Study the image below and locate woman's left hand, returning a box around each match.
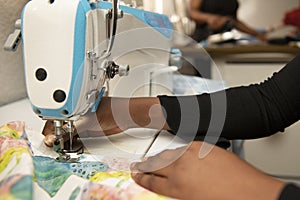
[130,141,284,200]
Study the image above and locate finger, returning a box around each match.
[131,172,175,198]
[130,158,171,177]
[131,148,185,174]
[145,147,187,168]
[44,134,56,147]
[42,120,55,136]
[130,158,168,174]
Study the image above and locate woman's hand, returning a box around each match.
[130,141,284,200]
[42,97,168,147]
[42,97,124,147]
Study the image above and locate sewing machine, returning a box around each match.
[5,0,178,160]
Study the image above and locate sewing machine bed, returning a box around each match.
[0,98,186,200]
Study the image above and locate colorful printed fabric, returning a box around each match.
[84,171,167,200]
[0,121,33,200]
[0,121,174,200]
[32,156,109,197]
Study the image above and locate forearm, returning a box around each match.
[94,97,169,134]
[128,97,170,130]
[235,20,266,40]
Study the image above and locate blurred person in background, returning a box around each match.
[189,0,267,42]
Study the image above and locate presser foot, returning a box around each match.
[55,151,83,162]
[54,136,84,162]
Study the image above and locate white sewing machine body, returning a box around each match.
[22,0,174,121]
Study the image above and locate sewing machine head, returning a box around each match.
[10,0,175,160]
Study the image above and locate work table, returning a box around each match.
[177,43,300,77]
[178,43,300,62]
[205,43,300,56]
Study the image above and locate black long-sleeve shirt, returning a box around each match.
[158,54,300,199]
[159,54,300,140]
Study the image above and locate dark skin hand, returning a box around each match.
[42,97,168,146]
[131,141,285,200]
[42,97,124,147]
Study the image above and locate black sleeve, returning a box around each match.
[278,184,300,200]
[158,54,300,140]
